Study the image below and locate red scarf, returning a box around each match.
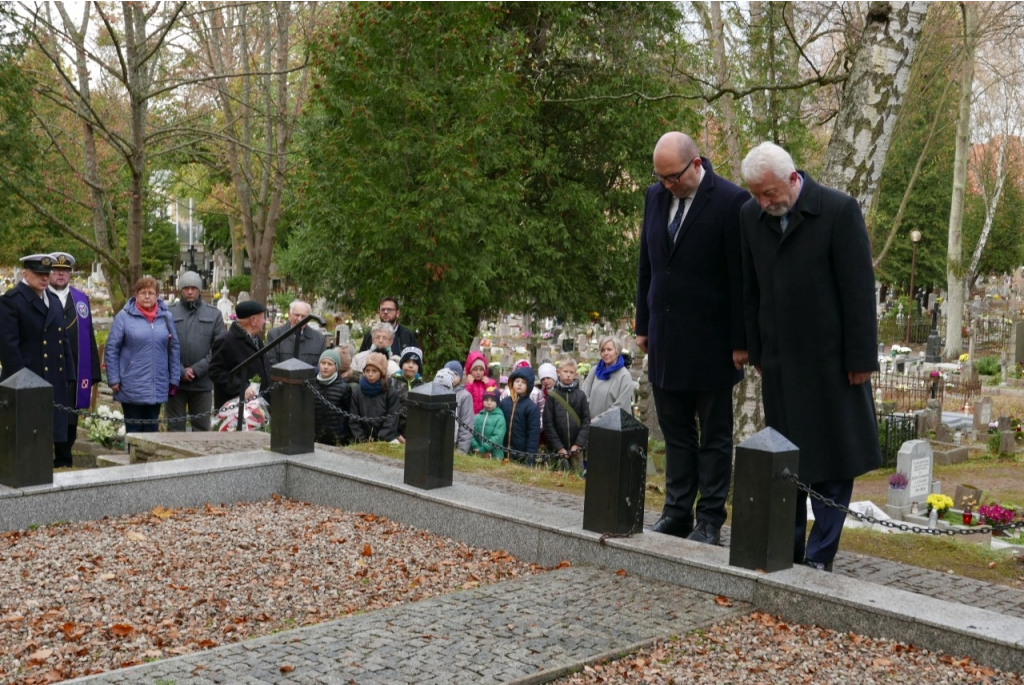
[137,302,158,323]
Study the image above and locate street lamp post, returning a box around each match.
[905,230,922,344]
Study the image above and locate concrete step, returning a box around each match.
[96,454,130,467]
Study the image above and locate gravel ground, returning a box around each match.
[1,497,1021,685]
[556,611,1023,684]
[0,497,543,684]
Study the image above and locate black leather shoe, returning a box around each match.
[803,559,834,572]
[651,515,693,538]
[686,521,721,546]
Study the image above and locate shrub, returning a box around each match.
[225,275,251,297]
[975,356,1000,376]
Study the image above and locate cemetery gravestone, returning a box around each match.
[896,440,934,507]
[925,398,942,429]
[973,397,993,432]
[998,416,1011,431]
[999,431,1017,455]
[934,423,954,444]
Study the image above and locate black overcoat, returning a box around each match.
[635,159,748,392]
[739,173,882,484]
[0,282,75,441]
[209,322,271,410]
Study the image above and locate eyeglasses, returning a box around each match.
[379,307,396,313]
[651,159,694,185]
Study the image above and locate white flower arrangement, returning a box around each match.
[891,345,911,356]
[81,405,126,448]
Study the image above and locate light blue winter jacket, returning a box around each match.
[104,297,181,405]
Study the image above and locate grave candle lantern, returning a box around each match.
[963,505,973,526]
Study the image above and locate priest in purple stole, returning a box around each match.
[49,252,101,468]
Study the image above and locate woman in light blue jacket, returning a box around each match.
[104,277,181,433]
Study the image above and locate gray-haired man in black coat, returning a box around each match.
[739,141,882,572]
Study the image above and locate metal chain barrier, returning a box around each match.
[785,471,1024,536]
[303,380,406,426]
[55,383,280,427]
[448,408,554,465]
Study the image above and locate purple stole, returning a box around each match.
[69,287,93,408]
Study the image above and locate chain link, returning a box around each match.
[55,383,280,427]
[785,472,1024,536]
[448,408,552,464]
[303,380,406,426]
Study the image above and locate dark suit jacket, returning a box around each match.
[0,282,75,441]
[739,172,881,483]
[635,158,748,392]
[209,322,271,410]
[266,323,326,369]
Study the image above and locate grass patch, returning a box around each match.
[344,440,666,511]
[840,527,1023,587]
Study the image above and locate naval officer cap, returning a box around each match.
[49,252,76,270]
[20,254,54,274]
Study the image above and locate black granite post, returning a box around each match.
[404,382,456,489]
[270,359,317,455]
[0,369,54,488]
[583,408,648,535]
[729,427,800,573]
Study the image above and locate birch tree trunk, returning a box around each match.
[943,2,978,360]
[709,2,742,179]
[820,1,928,215]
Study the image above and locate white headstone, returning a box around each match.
[896,440,933,506]
[217,295,234,322]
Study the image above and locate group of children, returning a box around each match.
[311,343,593,472]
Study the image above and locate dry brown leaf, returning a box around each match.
[125,531,147,542]
[280,663,295,673]
[99,573,116,581]
[361,544,373,557]
[151,506,174,519]
[714,596,733,607]
[616,569,628,577]
[554,560,572,569]
[28,648,53,661]
[108,623,135,637]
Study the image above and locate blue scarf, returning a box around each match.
[594,355,625,381]
[359,376,383,397]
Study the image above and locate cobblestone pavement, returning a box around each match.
[73,566,746,685]
[326,446,1024,619]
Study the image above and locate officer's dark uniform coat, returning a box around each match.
[0,282,76,441]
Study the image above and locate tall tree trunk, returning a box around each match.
[709,1,742,178]
[943,2,978,360]
[966,134,1009,287]
[821,1,928,216]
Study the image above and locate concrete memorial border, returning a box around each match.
[0,447,1022,675]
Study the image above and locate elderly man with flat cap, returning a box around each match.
[209,300,271,410]
[0,254,76,449]
[48,252,101,467]
[168,271,225,431]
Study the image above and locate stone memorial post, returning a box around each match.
[934,424,953,444]
[999,431,1017,455]
[583,408,648,535]
[404,383,456,490]
[729,428,800,573]
[0,369,54,488]
[270,359,317,455]
[973,397,993,432]
[896,440,934,508]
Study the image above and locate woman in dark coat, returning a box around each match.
[313,348,351,445]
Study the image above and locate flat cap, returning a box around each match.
[235,300,267,319]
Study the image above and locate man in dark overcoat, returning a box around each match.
[635,132,748,546]
[738,141,882,571]
[48,252,101,467]
[0,254,76,444]
[266,299,326,368]
[209,300,271,411]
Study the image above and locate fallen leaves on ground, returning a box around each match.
[556,611,1023,684]
[0,498,545,684]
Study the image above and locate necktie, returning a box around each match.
[780,214,789,232]
[667,198,687,242]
